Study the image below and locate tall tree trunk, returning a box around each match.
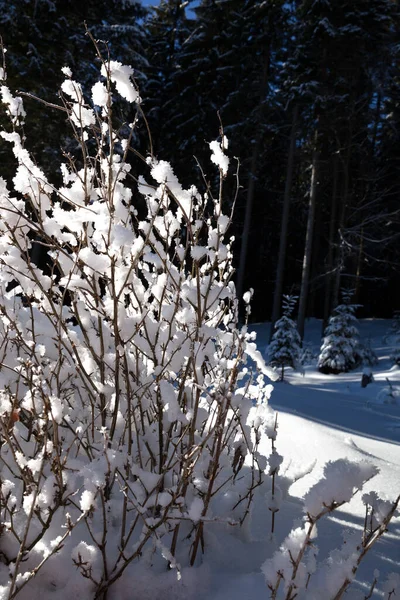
[297,130,319,340]
[236,46,271,306]
[236,141,260,304]
[308,193,322,318]
[370,92,381,158]
[332,127,352,308]
[270,104,298,338]
[353,93,380,302]
[322,156,338,330]
[354,225,364,302]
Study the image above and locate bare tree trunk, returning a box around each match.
[370,92,381,158]
[353,93,380,303]
[354,225,364,302]
[236,141,260,304]
[308,194,322,318]
[322,156,338,330]
[332,137,351,308]
[236,47,270,306]
[297,130,319,340]
[270,105,298,338]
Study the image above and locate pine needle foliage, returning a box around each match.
[268,295,302,381]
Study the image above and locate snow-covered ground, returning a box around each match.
[198,319,400,600]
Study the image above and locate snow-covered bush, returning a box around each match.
[0,44,398,600]
[318,302,361,374]
[268,296,302,381]
[262,459,399,600]
[0,47,281,598]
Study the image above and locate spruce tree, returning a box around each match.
[268,295,302,381]
[318,297,361,374]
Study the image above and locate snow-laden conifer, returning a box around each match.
[318,299,361,374]
[267,295,302,381]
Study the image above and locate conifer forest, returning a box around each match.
[1,0,399,326]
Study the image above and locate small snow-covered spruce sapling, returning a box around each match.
[267,295,302,381]
[0,38,280,598]
[318,299,362,374]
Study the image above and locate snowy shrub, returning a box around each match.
[267,296,302,381]
[318,302,362,374]
[0,44,398,600]
[0,46,281,598]
[262,459,399,600]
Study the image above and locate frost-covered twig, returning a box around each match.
[331,493,400,600]
[262,459,382,600]
[266,412,282,536]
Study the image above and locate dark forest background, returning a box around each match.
[1,0,399,329]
